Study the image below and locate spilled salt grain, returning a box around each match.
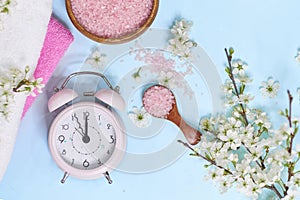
[143,85,175,118]
[70,0,154,39]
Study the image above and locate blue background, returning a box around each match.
[1,0,300,199]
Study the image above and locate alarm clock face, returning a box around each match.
[49,101,125,179]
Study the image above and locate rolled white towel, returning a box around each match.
[0,0,52,181]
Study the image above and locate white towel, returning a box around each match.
[0,0,52,181]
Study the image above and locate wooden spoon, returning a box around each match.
[143,85,201,145]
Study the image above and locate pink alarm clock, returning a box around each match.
[47,71,126,184]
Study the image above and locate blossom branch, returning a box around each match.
[225,48,267,171]
[284,90,297,196]
[287,90,294,154]
[0,66,44,121]
[191,48,300,199]
[265,185,284,199]
[225,48,249,125]
[178,140,233,175]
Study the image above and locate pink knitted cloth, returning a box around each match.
[22,16,74,118]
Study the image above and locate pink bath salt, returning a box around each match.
[143,85,175,118]
[70,0,154,39]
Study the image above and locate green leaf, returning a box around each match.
[232,161,237,168]
[205,152,211,160]
[285,108,289,117]
[239,84,245,94]
[229,47,234,56]
[225,67,231,75]
[1,7,9,14]
[279,110,285,116]
[204,164,212,168]
[294,127,299,135]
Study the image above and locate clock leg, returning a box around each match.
[104,171,113,184]
[60,172,69,184]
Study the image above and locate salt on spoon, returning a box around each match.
[142,85,201,145]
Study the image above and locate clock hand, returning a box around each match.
[75,127,85,137]
[73,114,84,135]
[84,115,88,137]
[82,112,90,144]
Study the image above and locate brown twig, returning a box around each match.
[287,90,294,154]
[224,48,249,125]
[286,90,295,194]
[178,139,283,198]
[225,48,267,171]
[177,140,233,175]
[265,185,284,199]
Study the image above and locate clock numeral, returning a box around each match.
[107,150,110,155]
[107,124,112,129]
[72,113,77,121]
[58,135,65,143]
[98,115,101,125]
[62,124,69,130]
[83,159,90,168]
[71,159,75,166]
[109,135,115,144]
[83,111,90,120]
[62,149,67,156]
[97,159,102,165]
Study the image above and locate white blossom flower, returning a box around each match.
[252,169,269,187]
[171,19,193,34]
[168,38,194,58]
[232,60,248,76]
[167,18,197,59]
[85,48,106,70]
[199,136,211,152]
[227,117,242,130]
[157,71,176,88]
[254,111,272,130]
[237,93,254,104]
[199,118,214,132]
[205,140,223,155]
[239,124,255,139]
[128,107,152,128]
[244,183,262,199]
[259,78,280,98]
[224,97,236,108]
[290,173,300,187]
[236,175,255,192]
[244,146,263,162]
[236,74,253,85]
[218,176,234,194]
[204,168,224,181]
[31,77,45,95]
[0,66,43,121]
[222,79,234,96]
[219,130,241,150]
[215,149,232,166]
[234,159,255,178]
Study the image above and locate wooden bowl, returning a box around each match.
[65,0,159,44]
